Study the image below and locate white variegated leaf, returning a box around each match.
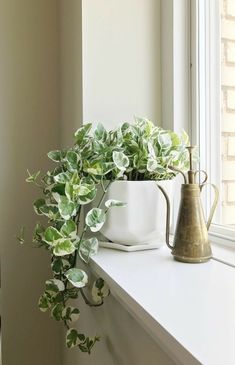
[45,279,65,294]
[65,268,88,288]
[79,237,99,263]
[91,278,110,303]
[105,199,127,208]
[62,306,80,322]
[112,151,129,171]
[44,226,63,244]
[85,208,106,232]
[53,239,75,256]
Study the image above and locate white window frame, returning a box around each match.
[192,0,235,246]
[161,0,235,246]
[161,0,191,229]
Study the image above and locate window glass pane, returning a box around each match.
[197,0,235,233]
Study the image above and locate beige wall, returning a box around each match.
[82,0,162,129]
[59,0,83,147]
[0,1,62,364]
[0,1,168,364]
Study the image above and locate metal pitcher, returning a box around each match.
[157,146,219,263]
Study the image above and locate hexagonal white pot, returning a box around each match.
[101,180,173,247]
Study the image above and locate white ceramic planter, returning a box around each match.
[101,180,173,247]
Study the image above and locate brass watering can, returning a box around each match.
[157,146,219,263]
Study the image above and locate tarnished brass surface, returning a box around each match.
[172,184,212,263]
[158,146,219,264]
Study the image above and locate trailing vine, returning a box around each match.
[18,118,189,353]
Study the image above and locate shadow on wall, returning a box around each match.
[62,292,176,365]
[0,0,62,364]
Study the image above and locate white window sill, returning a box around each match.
[90,244,235,365]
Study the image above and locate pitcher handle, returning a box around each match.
[200,183,219,230]
[156,184,174,250]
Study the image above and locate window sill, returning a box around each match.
[90,245,235,365]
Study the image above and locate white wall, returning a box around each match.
[82,0,162,129]
[0,1,62,364]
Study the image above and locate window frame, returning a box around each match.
[161,0,191,230]
[161,0,235,246]
[191,0,235,245]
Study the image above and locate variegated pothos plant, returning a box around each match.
[18,117,189,354]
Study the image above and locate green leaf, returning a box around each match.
[170,131,181,146]
[148,142,158,158]
[47,150,61,162]
[147,158,158,172]
[51,303,64,321]
[70,171,80,185]
[85,161,115,176]
[62,306,80,322]
[65,182,91,201]
[44,226,63,244]
[51,258,71,274]
[42,172,54,185]
[39,205,59,220]
[54,172,71,184]
[33,198,46,215]
[158,133,172,149]
[53,239,75,256]
[79,237,99,263]
[38,293,51,312]
[77,185,90,196]
[91,278,110,303]
[33,223,44,242]
[58,196,76,220]
[51,184,65,196]
[85,208,106,232]
[65,268,88,288]
[16,226,25,244]
[52,186,65,203]
[74,123,92,144]
[94,123,107,140]
[66,151,79,169]
[86,167,102,176]
[155,164,166,174]
[60,220,77,238]
[78,187,97,205]
[45,279,65,294]
[78,336,100,354]
[64,182,73,200]
[67,287,79,299]
[112,151,129,171]
[105,199,127,208]
[26,170,40,183]
[181,129,190,146]
[66,328,83,348]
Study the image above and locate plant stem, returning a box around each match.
[72,180,112,307]
[72,226,87,267]
[98,180,111,207]
[101,179,106,194]
[76,205,82,235]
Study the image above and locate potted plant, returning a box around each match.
[94,117,189,247]
[18,117,188,353]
